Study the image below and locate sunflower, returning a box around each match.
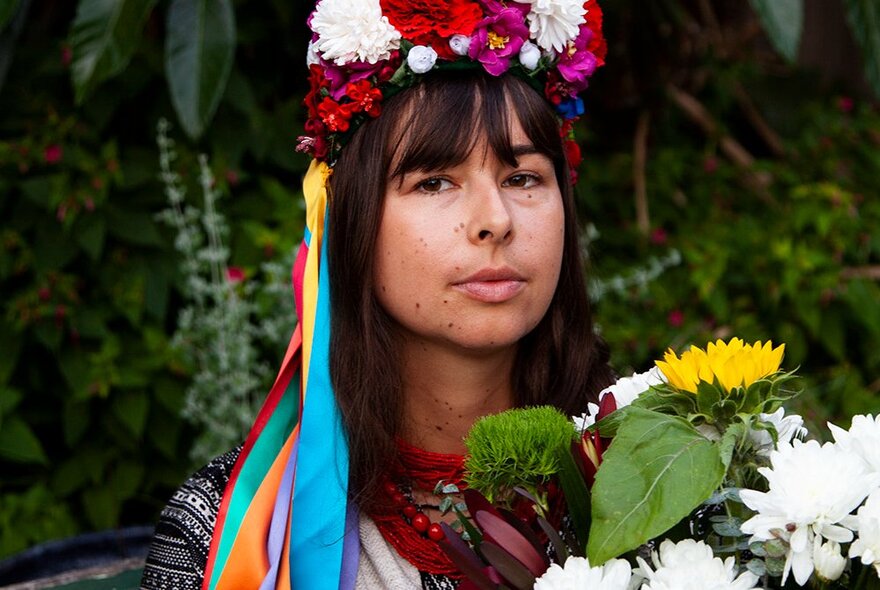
[655,338,785,394]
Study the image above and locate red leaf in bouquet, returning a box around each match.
[479,542,537,590]
[577,430,604,487]
[498,506,548,564]
[537,517,570,564]
[463,489,505,526]
[438,523,497,590]
[439,523,487,573]
[597,392,617,420]
[475,510,547,577]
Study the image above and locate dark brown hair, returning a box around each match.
[327,70,614,512]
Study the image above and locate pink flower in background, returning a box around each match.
[667,309,684,328]
[650,227,668,246]
[226,267,245,283]
[837,96,854,113]
[44,144,63,164]
[703,156,718,174]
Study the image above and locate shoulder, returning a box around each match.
[140,446,242,590]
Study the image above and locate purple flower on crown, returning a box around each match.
[323,59,387,101]
[556,23,598,94]
[468,6,530,76]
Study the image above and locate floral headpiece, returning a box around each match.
[298,0,607,172]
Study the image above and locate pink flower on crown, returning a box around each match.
[468,6,530,76]
[556,24,597,94]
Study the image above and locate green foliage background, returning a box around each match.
[0,0,878,558]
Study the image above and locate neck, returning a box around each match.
[399,339,516,455]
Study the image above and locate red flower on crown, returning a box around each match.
[583,0,606,66]
[318,97,357,133]
[380,0,483,61]
[347,80,383,117]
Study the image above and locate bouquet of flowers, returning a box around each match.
[439,338,880,589]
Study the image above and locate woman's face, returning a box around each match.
[373,116,565,354]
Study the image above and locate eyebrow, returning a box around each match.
[511,144,540,157]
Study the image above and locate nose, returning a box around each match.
[467,181,513,244]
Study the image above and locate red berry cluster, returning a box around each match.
[383,480,446,542]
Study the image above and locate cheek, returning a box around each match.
[373,213,437,312]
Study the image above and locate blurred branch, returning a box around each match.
[697,0,727,57]
[666,83,774,197]
[841,266,880,281]
[633,110,651,235]
[732,82,786,158]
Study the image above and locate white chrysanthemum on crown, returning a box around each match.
[520,0,588,52]
[310,0,401,65]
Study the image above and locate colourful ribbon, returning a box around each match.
[203,161,358,590]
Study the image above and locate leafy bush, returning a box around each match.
[583,96,880,432]
[0,2,308,557]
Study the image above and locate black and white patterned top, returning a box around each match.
[140,446,459,590]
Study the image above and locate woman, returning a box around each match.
[142,1,611,589]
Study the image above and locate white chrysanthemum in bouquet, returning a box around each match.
[533,557,636,590]
[850,487,880,576]
[749,407,807,456]
[740,439,880,585]
[830,414,880,474]
[812,538,846,582]
[634,539,759,590]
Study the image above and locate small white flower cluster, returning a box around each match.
[740,414,880,586]
[532,539,762,590]
[533,556,635,590]
[635,539,760,590]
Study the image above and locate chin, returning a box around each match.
[436,319,542,353]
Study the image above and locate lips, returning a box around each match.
[452,267,526,303]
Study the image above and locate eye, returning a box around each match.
[504,173,540,189]
[416,177,454,193]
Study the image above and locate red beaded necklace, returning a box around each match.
[368,438,467,577]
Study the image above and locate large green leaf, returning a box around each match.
[844,0,880,98]
[0,416,49,464]
[69,0,158,104]
[165,0,236,139]
[749,0,803,63]
[111,391,149,438]
[587,407,724,564]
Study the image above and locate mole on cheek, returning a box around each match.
[448,322,454,328]
[415,303,420,309]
